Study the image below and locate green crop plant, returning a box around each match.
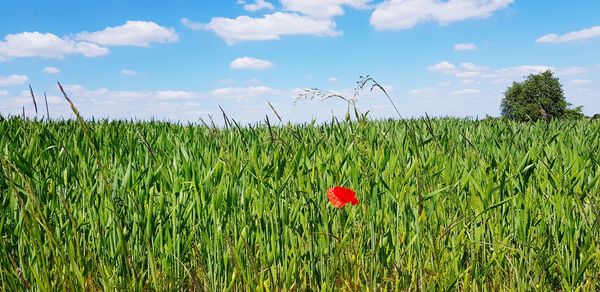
[0,111,599,290]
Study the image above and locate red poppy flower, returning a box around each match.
[327,186,359,208]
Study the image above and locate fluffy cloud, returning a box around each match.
[0,85,207,121]
[537,26,600,44]
[120,69,138,76]
[450,88,480,96]
[0,74,28,87]
[0,21,177,60]
[0,32,108,60]
[210,86,274,101]
[454,43,478,51]
[230,57,274,70]
[409,87,435,96]
[3,76,598,125]
[489,65,587,80]
[183,13,340,44]
[409,61,600,117]
[184,1,371,44]
[0,90,8,96]
[280,0,371,18]
[371,0,513,30]
[569,79,592,86]
[53,84,197,102]
[0,83,312,123]
[238,0,275,12]
[43,66,60,74]
[428,61,456,72]
[154,91,194,100]
[76,21,178,47]
[180,18,205,30]
[428,61,586,83]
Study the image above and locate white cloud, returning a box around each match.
[454,43,478,51]
[428,61,456,72]
[154,91,194,100]
[180,18,205,30]
[184,12,340,44]
[211,86,274,101]
[371,0,513,30]
[217,78,236,85]
[0,84,208,121]
[54,84,197,102]
[0,74,28,87]
[43,66,60,74]
[461,79,478,85]
[3,74,599,124]
[415,61,600,118]
[488,65,587,79]
[183,1,370,44]
[428,61,487,78]
[328,77,339,82]
[230,57,274,70]
[280,0,371,18]
[428,61,586,83]
[120,69,138,76]
[0,83,306,122]
[450,88,480,96]
[422,61,596,112]
[569,79,592,86]
[247,77,262,84]
[404,84,507,118]
[537,26,600,44]
[0,32,108,60]
[410,87,435,96]
[238,0,275,12]
[0,90,8,96]
[76,21,178,47]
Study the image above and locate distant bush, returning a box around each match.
[501,70,583,121]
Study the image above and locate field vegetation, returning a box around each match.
[1,111,599,290]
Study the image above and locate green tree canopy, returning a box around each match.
[500,70,583,121]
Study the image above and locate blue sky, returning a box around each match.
[1,0,599,123]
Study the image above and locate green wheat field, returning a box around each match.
[1,115,599,290]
